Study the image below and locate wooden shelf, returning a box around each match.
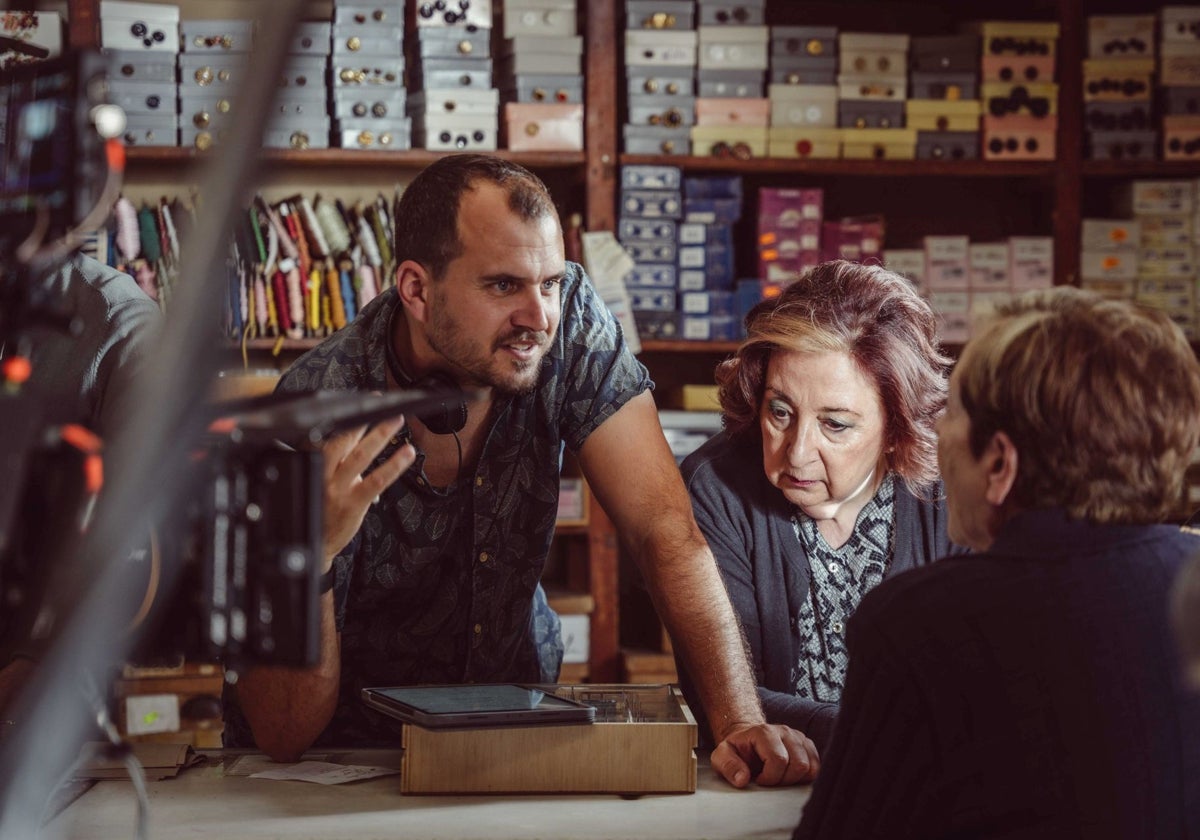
[230,337,322,352]
[553,522,592,537]
[639,340,740,354]
[620,155,1058,178]
[125,146,587,169]
[1080,160,1200,178]
[545,587,596,616]
[234,338,740,355]
[89,0,1170,691]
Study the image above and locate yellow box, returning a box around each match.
[689,125,768,158]
[906,99,982,131]
[678,384,721,410]
[767,126,841,158]
[841,128,917,159]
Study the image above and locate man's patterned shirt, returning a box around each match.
[226,262,650,746]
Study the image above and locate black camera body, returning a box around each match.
[0,49,109,242]
[139,439,324,671]
[0,50,332,674]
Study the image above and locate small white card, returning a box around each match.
[249,760,400,785]
[124,694,179,735]
[582,230,640,354]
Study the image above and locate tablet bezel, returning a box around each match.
[361,683,596,730]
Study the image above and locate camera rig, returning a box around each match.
[0,49,471,675]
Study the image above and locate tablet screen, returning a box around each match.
[361,684,596,729]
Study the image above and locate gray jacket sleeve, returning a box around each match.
[677,430,955,754]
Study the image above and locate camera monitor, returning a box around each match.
[0,49,108,240]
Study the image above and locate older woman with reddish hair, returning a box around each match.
[677,259,959,752]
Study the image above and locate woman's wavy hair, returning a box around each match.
[717,260,950,497]
[957,286,1200,523]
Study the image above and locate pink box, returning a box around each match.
[982,115,1057,160]
[821,217,884,263]
[761,253,822,282]
[758,187,824,221]
[503,103,583,151]
[981,54,1056,84]
[695,97,771,127]
[759,218,821,248]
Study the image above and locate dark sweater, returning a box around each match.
[678,430,956,750]
[795,509,1200,840]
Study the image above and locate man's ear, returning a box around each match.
[983,430,1019,508]
[396,259,431,324]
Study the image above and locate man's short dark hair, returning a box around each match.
[392,154,557,280]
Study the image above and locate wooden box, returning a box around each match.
[114,661,226,749]
[400,684,697,795]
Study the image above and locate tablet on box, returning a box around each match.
[361,684,596,729]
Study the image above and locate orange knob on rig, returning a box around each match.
[2,355,32,385]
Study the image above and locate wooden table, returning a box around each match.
[45,749,811,840]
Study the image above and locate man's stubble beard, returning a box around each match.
[427,306,545,397]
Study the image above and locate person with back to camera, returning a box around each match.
[0,252,161,718]
[676,259,961,753]
[227,154,820,787]
[795,286,1200,839]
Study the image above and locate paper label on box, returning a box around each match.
[560,615,590,664]
[1081,219,1141,250]
[1,10,63,67]
[883,249,926,282]
[930,291,970,313]
[969,243,1011,289]
[925,235,970,262]
[125,694,180,735]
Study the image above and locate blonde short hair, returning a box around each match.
[958,286,1200,523]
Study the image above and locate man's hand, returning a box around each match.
[321,414,415,566]
[710,722,820,788]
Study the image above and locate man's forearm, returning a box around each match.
[639,528,764,741]
[236,590,341,762]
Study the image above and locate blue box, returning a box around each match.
[628,287,678,311]
[684,174,743,201]
[684,197,742,224]
[680,290,736,317]
[625,263,677,288]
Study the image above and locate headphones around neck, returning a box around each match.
[384,309,468,436]
[403,369,468,436]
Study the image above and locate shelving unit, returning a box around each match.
[60,0,1200,684]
